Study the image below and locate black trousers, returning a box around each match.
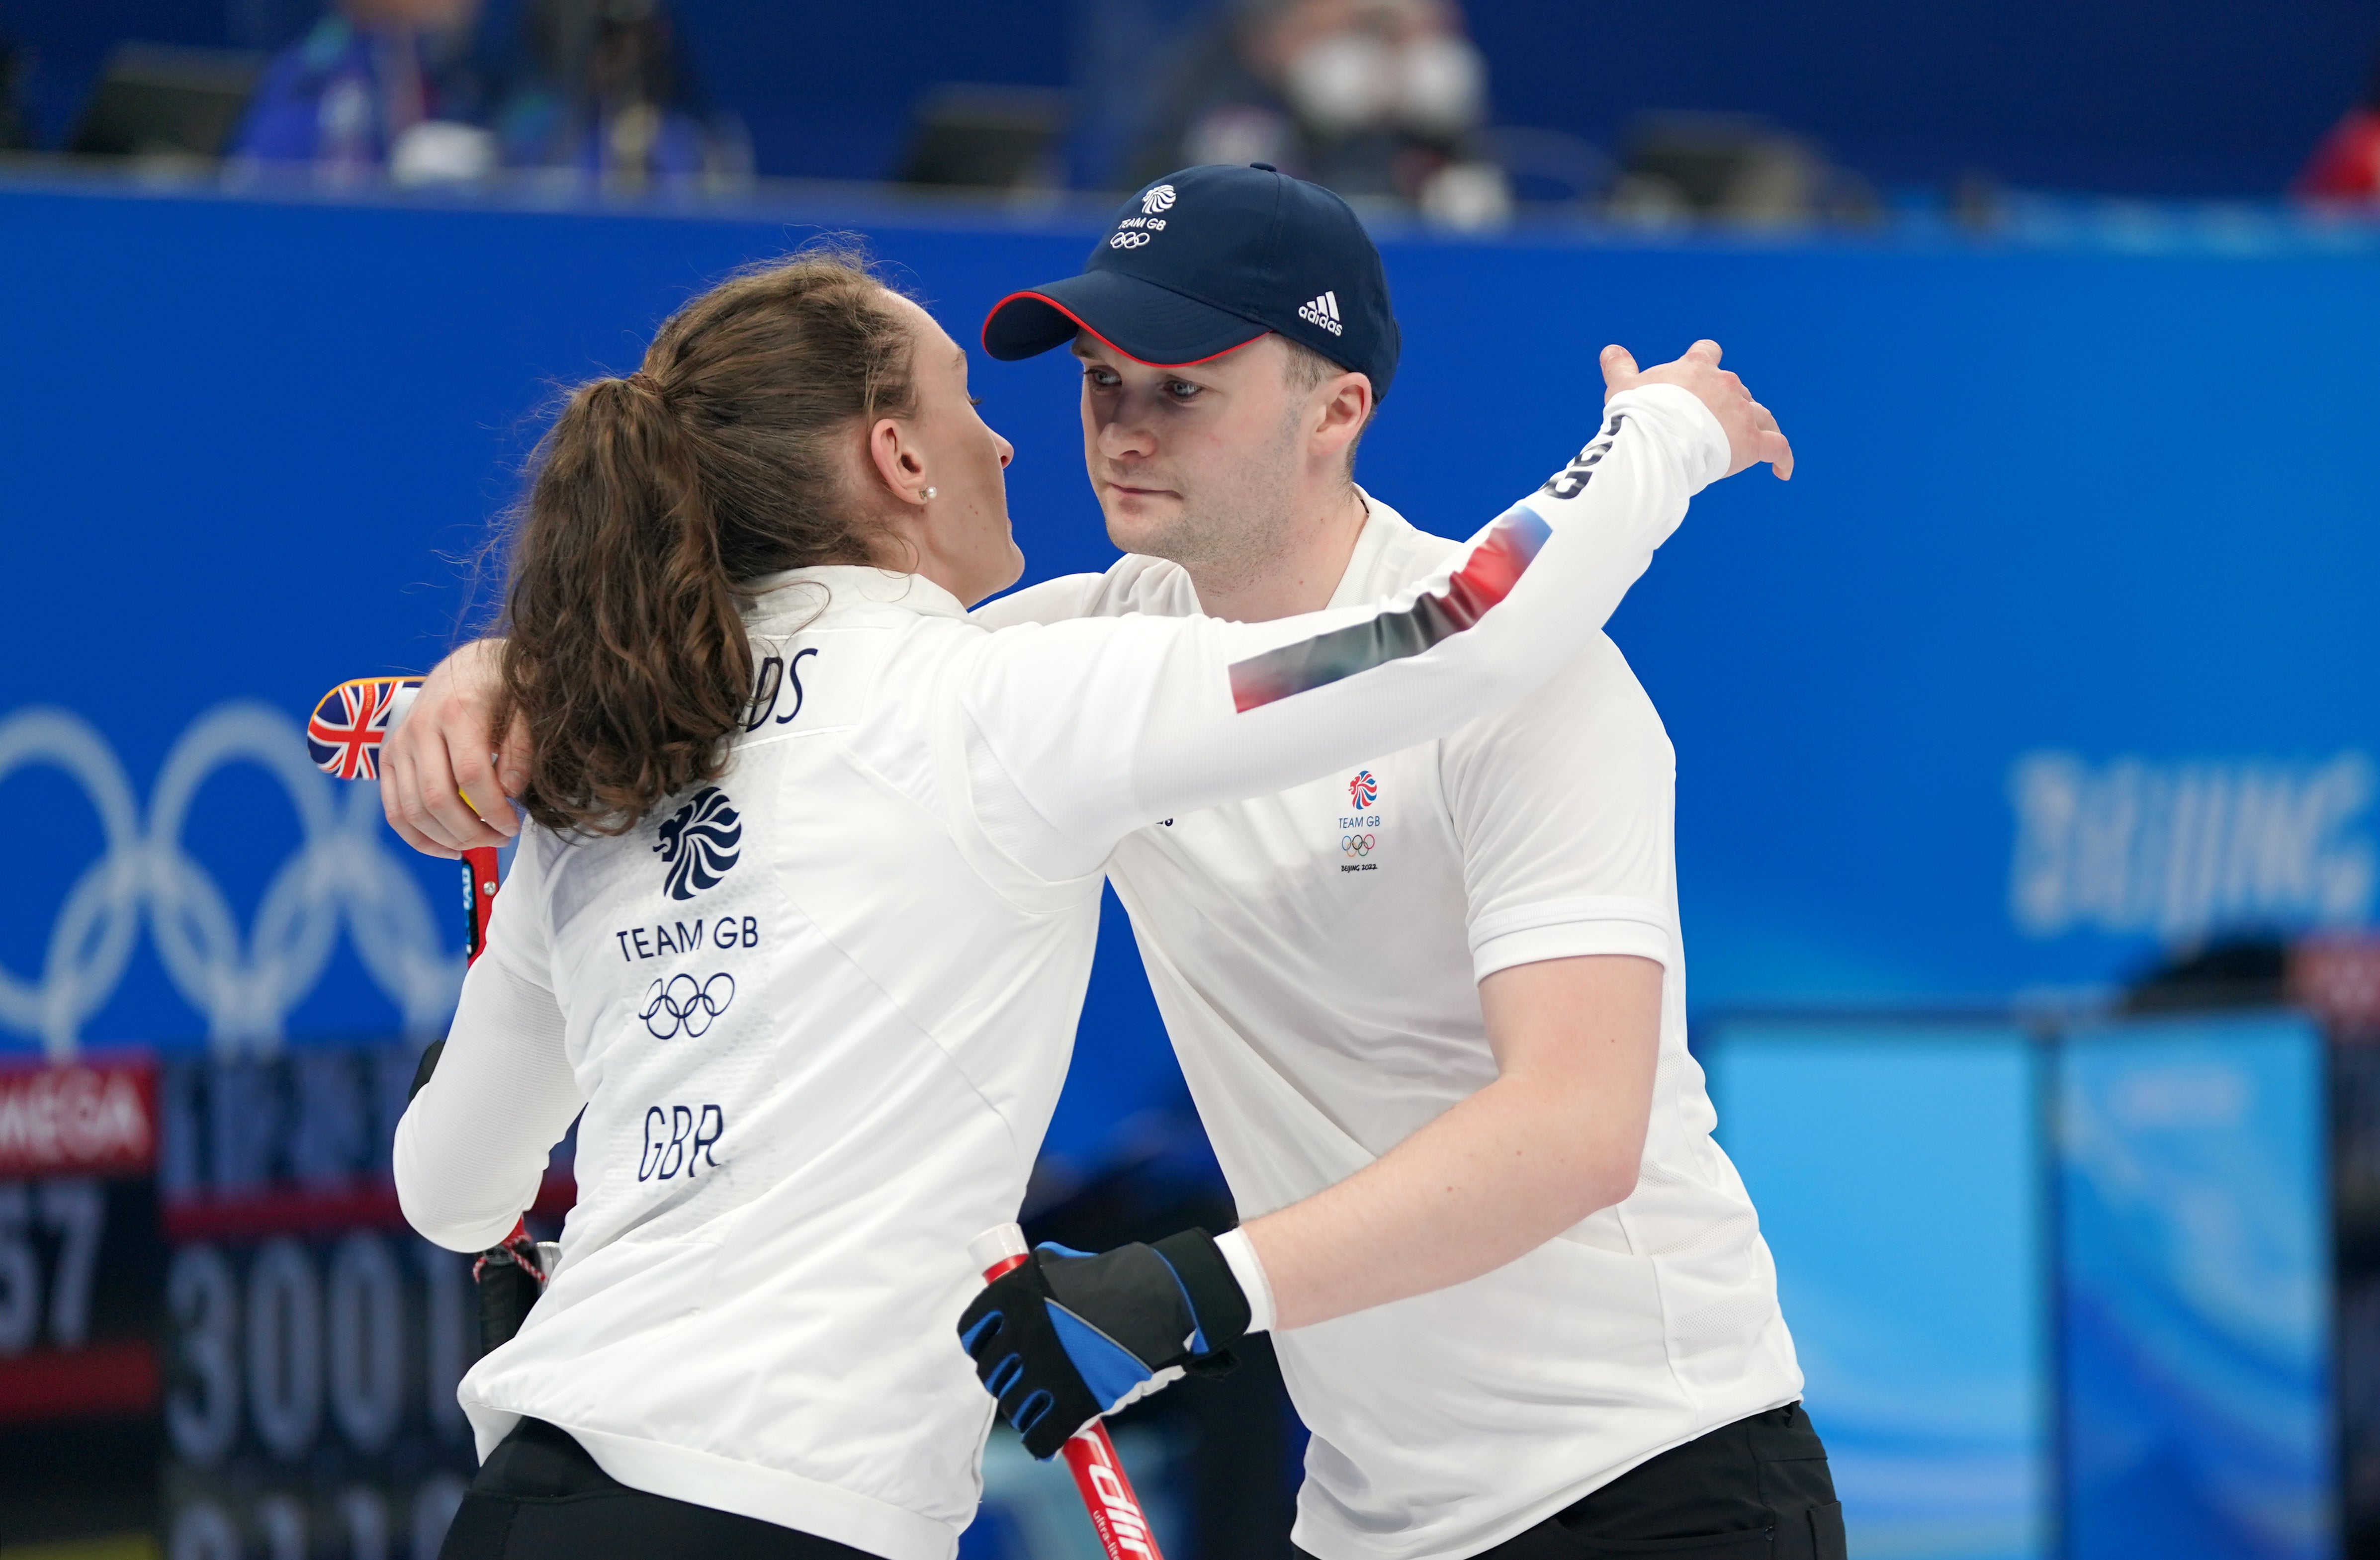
[1305,1403,1845,1560]
[439,1418,882,1560]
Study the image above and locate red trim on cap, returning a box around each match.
[980,290,1265,369]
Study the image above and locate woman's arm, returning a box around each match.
[392,841,584,1252]
[962,358,1765,862]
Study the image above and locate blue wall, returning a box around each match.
[0,180,2375,1156]
[9,0,2379,192]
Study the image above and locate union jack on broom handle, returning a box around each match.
[310,677,544,1340]
[307,677,501,960]
[970,1223,1167,1560]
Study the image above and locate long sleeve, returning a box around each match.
[393,834,586,1252]
[959,383,1727,869]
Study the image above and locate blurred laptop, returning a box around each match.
[896,84,1067,191]
[71,43,267,163]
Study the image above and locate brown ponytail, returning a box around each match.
[499,248,920,835]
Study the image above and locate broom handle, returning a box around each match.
[972,1225,1165,1560]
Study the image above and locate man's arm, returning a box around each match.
[1237,637,1680,1326]
[956,953,1662,1457]
[1240,953,1660,1328]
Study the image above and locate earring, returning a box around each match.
[922,487,937,501]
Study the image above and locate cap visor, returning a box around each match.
[982,269,1268,367]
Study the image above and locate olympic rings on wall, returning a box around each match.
[0,703,462,1061]
[1342,834,1376,857]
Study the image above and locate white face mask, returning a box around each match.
[1283,28,1487,138]
[1189,102,1296,169]
[1395,32,1485,137]
[1284,31,1399,137]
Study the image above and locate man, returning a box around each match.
[384,165,1828,1560]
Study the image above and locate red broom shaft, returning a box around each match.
[977,1249,1165,1560]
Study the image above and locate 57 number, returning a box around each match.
[0,1178,105,1354]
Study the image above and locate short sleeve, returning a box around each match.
[1443,633,1678,984]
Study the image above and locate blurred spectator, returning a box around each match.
[494,0,748,193]
[2293,49,2380,202]
[229,0,497,183]
[1127,0,1504,220]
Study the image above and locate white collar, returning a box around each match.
[1325,485,1419,610]
[740,566,973,631]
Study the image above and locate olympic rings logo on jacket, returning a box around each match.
[639,972,736,1040]
[0,703,461,1060]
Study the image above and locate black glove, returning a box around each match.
[473,1218,550,1352]
[408,1039,445,1102]
[958,1228,1251,1459]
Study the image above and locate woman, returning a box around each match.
[394,248,1732,1560]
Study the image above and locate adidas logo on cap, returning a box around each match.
[1296,290,1344,337]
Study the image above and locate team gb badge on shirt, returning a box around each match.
[1338,769,1383,873]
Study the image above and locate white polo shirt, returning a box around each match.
[978,466,1803,1557]
[396,385,1732,1560]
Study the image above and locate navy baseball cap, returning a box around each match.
[982,163,1401,402]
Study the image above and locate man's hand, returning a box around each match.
[958,1230,1251,1459]
[380,638,527,858]
[1602,339,1793,480]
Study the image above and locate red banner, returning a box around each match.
[0,1057,157,1177]
[0,1340,159,1425]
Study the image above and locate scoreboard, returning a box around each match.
[0,1044,574,1560]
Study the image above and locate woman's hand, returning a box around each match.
[379,638,527,857]
[1602,339,1794,480]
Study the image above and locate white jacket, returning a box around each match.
[393,385,1729,1560]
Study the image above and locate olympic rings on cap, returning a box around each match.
[0,703,461,1060]
[639,971,736,1040]
[1107,231,1153,249]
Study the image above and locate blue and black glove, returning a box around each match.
[959,1228,1251,1459]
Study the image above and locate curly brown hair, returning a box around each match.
[499,248,919,835]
